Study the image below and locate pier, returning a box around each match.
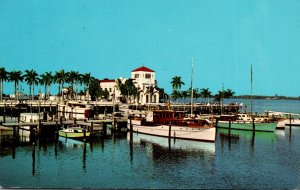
[0,118,116,144]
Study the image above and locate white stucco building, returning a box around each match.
[99,66,159,104]
[131,66,159,104]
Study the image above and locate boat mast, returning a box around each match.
[250,64,253,114]
[191,57,194,116]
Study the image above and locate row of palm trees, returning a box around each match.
[0,67,93,101]
[170,76,235,102]
[0,67,235,103]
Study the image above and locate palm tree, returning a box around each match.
[155,86,166,103]
[132,86,141,103]
[171,76,185,90]
[124,79,136,103]
[40,72,53,100]
[24,69,39,100]
[8,70,23,99]
[89,77,101,101]
[200,88,212,103]
[54,69,66,100]
[171,89,182,103]
[214,91,223,102]
[224,89,235,99]
[82,73,92,100]
[181,90,189,102]
[0,67,8,101]
[116,78,126,99]
[193,88,200,101]
[66,71,81,99]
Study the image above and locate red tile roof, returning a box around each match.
[132,66,154,72]
[99,79,115,83]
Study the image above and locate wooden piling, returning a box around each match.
[3,102,6,123]
[168,122,171,138]
[252,115,255,131]
[289,113,292,128]
[55,121,59,139]
[13,125,17,142]
[90,122,94,136]
[83,128,86,141]
[129,119,133,132]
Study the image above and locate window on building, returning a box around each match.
[109,88,112,92]
[145,73,151,78]
[135,74,139,78]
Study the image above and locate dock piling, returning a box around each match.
[252,115,255,131]
[168,122,171,139]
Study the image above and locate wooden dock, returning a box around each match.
[0,118,117,144]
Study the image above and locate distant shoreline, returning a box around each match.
[232,95,300,100]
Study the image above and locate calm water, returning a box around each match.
[192,98,300,114]
[1,99,300,189]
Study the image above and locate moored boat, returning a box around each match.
[218,128,277,141]
[19,113,43,141]
[58,101,94,120]
[128,110,216,142]
[59,127,90,139]
[216,114,277,132]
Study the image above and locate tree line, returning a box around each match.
[0,67,104,101]
[170,76,235,103]
[0,67,167,102]
[0,67,235,103]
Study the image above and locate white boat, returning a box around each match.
[277,118,300,127]
[128,60,215,142]
[19,113,42,141]
[128,110,216,142]
[59,127,90,140]
[58,101,94,120]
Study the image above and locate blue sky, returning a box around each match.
[1,0,300,97]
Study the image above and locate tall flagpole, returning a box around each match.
[191,57,194,116]
[250,64,253,114]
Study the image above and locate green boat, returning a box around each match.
[59,127,90,139]
[216,113,278,132]
[217,120,277,132]
[218,128,277,141]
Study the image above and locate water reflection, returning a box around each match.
[219,128,276,141]
[128,132,215,161]
[82,142,87,171]
[32,144,36,176]
[218,128,277,153]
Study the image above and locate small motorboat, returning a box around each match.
[59,127,90,140]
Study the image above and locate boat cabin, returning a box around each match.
[151,110,212,127]
[20,113,42,123]
[152,110,186,125]
[217,115,238,121]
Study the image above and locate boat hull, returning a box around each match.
[59,131,90,139]
[218,128,277,141]
[217,121,277,132]
[128,124,216,142]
